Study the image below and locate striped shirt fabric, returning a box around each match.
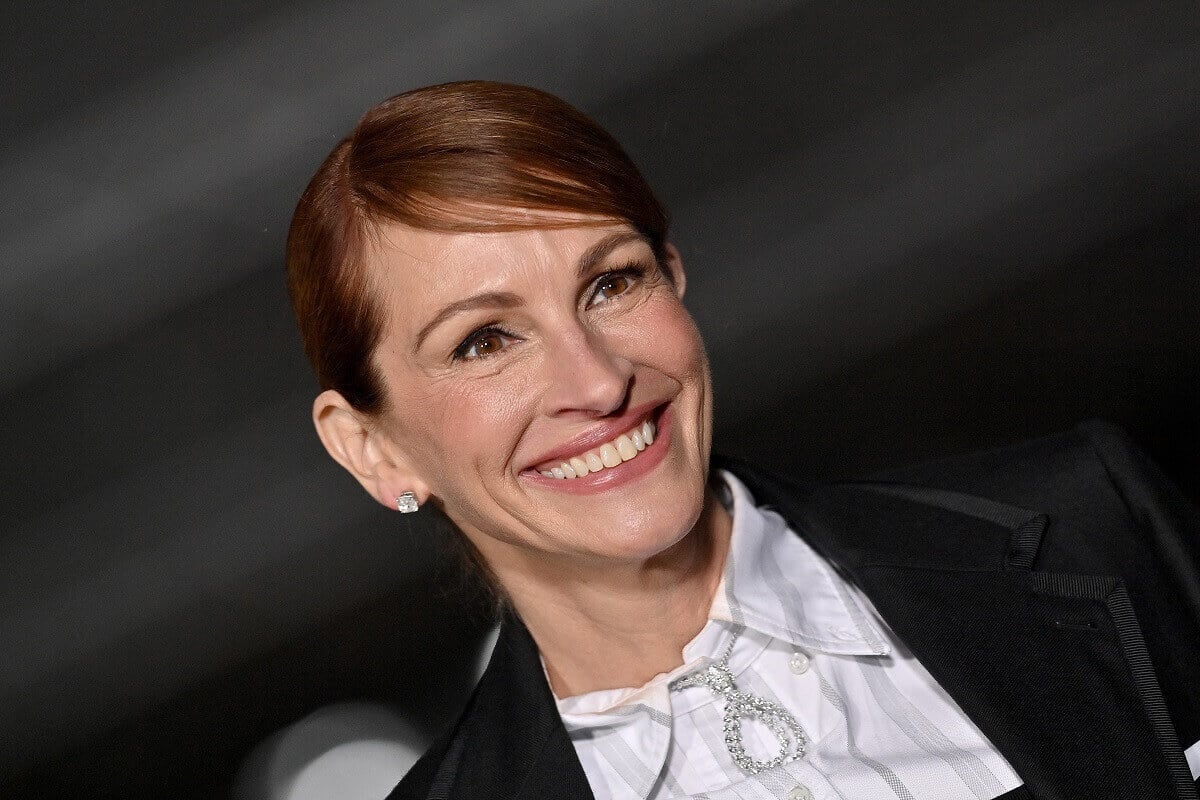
[553,470,1025,800]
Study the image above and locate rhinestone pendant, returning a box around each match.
[681,662,806,774]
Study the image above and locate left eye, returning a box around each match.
[588,273,634,306]
[454,327,517,361]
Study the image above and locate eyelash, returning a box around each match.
[452,325,514,361]
[451,263,650,362]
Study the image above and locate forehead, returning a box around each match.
[371,210,638,268]
[373,222,605,279]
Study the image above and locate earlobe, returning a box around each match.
[663,242,687,298]
[311,389,431,510]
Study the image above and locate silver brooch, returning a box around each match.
[674,630,807,773]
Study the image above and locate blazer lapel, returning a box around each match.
[433,609,593,800]
[726,459,1192,800]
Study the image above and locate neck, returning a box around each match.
[493,487,733,698]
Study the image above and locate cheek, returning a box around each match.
[379,368,527,492]
[432,379,529,474]
[632,298,709,377]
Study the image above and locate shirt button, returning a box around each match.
[789,652,810,675]
[788,785,814,800]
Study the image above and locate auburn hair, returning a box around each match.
[285,80,670,414]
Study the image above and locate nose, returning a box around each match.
[540,324,633,418]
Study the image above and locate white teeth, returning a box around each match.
[538,418,659,480]
[615,434,637,461]
[599,443,621,468]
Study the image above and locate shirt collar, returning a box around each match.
[710,469,890,657]
[555,469,889,724]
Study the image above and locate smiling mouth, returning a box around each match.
[535,417,657,480]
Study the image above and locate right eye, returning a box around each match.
[454,326,518,361]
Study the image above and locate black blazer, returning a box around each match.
[390,421,1200,800]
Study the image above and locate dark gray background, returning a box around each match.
[2,2,1197,797]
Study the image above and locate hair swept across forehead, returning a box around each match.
[285,80,669,415]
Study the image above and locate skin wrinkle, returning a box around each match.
[314,213,732,697]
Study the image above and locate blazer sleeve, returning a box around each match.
[1080,419,1200,606]
[1077,420,1200,777]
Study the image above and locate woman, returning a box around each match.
[286,81,1200,800]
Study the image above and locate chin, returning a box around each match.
[585,464,709,561]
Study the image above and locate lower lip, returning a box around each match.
[521,405,673,496]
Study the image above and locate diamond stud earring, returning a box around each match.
[396,491,419,513]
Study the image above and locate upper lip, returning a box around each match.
[522,401,663,471]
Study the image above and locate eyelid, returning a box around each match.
[586,262,648,306]
[452,324,518,362]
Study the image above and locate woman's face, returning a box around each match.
[354,215,713,570]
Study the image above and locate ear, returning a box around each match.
[312,389,431,511]
[662,242,687,298]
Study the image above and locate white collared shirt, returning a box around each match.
[553,470,1024,800]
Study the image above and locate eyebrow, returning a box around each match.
[413,290,523,352]
[575,230,648,278]
[412,229,650,353]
